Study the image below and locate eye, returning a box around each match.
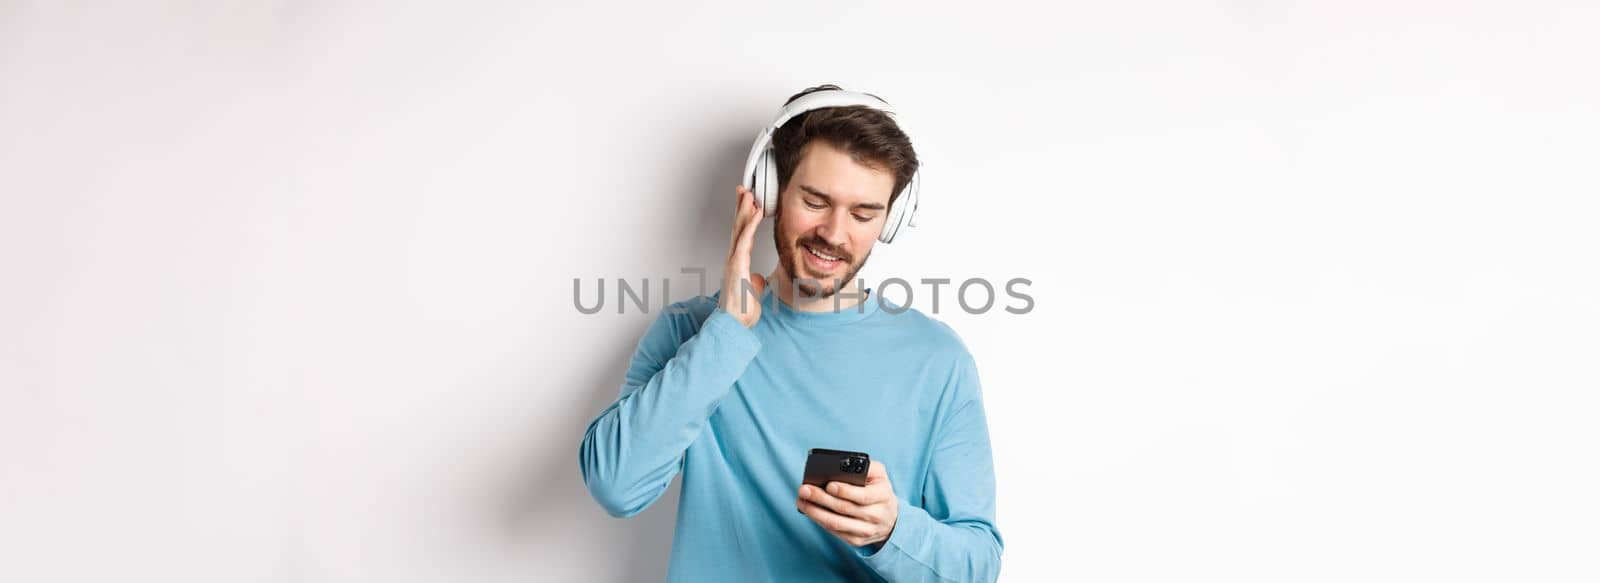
[853,214,873,223]
[804,199,825,210]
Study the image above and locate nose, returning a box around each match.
[815,207,851,249]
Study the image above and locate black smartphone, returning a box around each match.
[802,448,871,488]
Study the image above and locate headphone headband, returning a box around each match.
[766,90,896,132]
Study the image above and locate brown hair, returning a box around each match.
[771,84,919,208]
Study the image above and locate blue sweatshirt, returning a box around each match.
[579,287,1003,582]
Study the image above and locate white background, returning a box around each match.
[3,1,1597,581]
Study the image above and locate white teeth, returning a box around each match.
[806,246,841,262]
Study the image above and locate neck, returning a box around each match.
[767,267,868,313]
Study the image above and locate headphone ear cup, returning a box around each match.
[759,147,780,216]
[879,169,921,244]
[880,186,906,243]
[905,170,921,228]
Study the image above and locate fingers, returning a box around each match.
[799,484,872,519]
[797,499,876,540]
[822,480,888,506]
[796,482,897,547]
[825,461,892,506]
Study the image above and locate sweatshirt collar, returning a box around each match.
[761,285,881,326]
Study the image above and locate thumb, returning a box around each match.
[750,272,767,297]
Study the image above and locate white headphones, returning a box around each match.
[741,88,922,244]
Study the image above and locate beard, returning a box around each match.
[774,218,871,300]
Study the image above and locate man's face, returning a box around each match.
[773,140,897,299]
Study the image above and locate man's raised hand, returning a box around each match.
[719,184,767,327]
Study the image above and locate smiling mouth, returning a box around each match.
[804,244,843,262]
[801,243,847,273]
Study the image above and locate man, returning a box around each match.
[579,85,1002,581]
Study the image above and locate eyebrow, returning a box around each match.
[798,184,886,211]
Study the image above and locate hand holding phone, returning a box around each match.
[795,448,899,548]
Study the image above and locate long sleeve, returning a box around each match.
[860,354,1004,582]
[578,304,762,518]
